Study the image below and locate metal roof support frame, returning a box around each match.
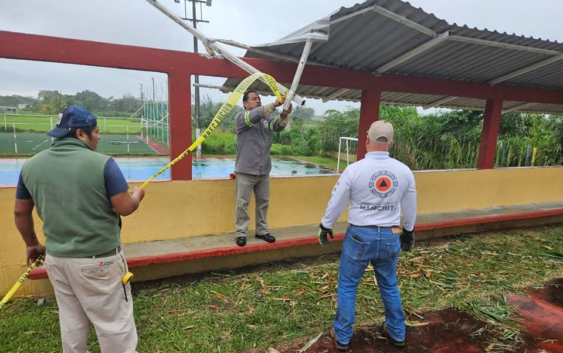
[477,98,503,170]
[322,88,352,102]
[371,5,436,37]
[375,31,451,74]
[423,96,457,109]
[146,0,306,106]
[502,102,538,114]
[489,55,563,85]
[212,38,330,68]
[325,31,451,102]
[448,35,562,56]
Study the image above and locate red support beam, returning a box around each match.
[168,72,192,180]
[357,88,382,160]
[3,31,563,105]
[477,98,503,170]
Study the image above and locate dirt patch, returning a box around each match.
[507,278,563,353]
[247,309,499,353]
[526,277,563,308]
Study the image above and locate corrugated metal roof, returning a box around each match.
[222,0,563,114]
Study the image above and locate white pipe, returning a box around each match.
[283,40,313,110]
[337,137,342,173]
[13,123,17,154]
[346,138,350,167]
[145,0,305,106]
[127,126,130,154]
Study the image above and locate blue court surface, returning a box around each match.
[0,157,335,186]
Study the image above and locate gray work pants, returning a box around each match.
[235,172,270,237]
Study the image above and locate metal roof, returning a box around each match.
[221,0,563,114]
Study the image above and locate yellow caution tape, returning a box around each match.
[0,254,44,309]
[122,272,134,285]
[139,72,282,189]
[0,73,281,308]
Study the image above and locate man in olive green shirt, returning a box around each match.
[15,105,145,353]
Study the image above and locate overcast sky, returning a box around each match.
[1,0,562,115]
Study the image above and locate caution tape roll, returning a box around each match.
[0,254,44,309]
[139,72,282,189]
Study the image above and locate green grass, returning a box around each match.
[1,226,562,352]
[1,114,142,134]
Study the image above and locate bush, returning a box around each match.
[202,132,237,155]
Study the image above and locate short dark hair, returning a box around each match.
[65,125,96,139]
[243,90,259,102]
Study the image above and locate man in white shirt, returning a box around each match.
[318,120,417,351]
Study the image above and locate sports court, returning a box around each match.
[0,131,159,155]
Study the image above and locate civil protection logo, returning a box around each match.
[368,170,398,198]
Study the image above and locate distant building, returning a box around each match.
[0,106,18,114]
[17,104,29,109]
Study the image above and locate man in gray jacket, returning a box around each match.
[234,91,292,246]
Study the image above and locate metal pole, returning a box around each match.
[145,0,305,106]
[346,138,350,166]
[152,77,156,103]
[146,117,150,145]
[283,40,313,111]
[127,126,130,154]
[337,137,342,173]
[140,113,144,140]
[50,116,54,142]
[13,123,18,154]
[192,0,202,158]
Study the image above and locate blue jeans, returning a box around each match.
[334,225,405,345]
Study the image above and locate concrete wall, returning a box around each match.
[1,166,562,297]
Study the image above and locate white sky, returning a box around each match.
[1,0,562,115]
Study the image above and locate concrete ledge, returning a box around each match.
[28,206,563,281]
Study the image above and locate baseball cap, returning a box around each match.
[47,105,98,138]
[367,120,394,145]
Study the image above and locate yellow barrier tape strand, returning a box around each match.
[0,73,280,308]
[139,72,282,189]
[0,254,45,309]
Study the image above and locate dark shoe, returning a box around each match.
[381,323,405,348]
[255,233,276,243]
[328,327,348,351]
[236,236,246,247]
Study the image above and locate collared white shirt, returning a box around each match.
[321,151,417,231]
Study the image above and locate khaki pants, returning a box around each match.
[46,252,138,353]
[235,172,270,237]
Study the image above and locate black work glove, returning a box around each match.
[400,228,415,252]
[318,223,334,247]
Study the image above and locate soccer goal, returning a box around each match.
[336,136,358,173]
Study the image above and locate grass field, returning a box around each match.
[0,132,158,155]
[0,226,562,352]
[1,114,142,134]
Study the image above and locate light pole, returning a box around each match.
[178,0,211,158]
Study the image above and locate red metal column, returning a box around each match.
[357,88,382,160]
[477,98,503,170]
[168,72,192,180]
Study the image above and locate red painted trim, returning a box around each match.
[415,208,563,231]
[357,89,382,160]
[2,31,563,105]
[477,99,503,169]
[27,208,563,280]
